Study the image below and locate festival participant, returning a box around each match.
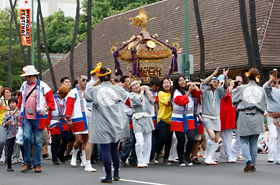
[171,76,200,166]
[263,70,280,164]
[0,87,12,161]
[65,75,89,167]
[119,75,137,167]
[60,77,71,89]
[231,68,266,172]
[85,63,129,183]
[201,67,229,165]
[15,65,55,173]
[191,78,204,164]
[2,97,20,171]
[129,80,155,168]
[49,86,71,165]
[83,70,99,172]
[220,76,243,163]
[154,78,172,165]
[149,77,160,163]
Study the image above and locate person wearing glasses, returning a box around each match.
[65,75,89,168]
[201,67,229,165]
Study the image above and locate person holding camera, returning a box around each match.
[220,76,243,163]
[14,65,55,173]
[201,67,229,165]
[170,76,201,166]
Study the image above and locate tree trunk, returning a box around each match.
[38,0,57,91]
[9,0,27,66]
[87,0,92,79]
[8,0,17,89]
[70,0,80,84]
[249,0,264,85]
[239,0,255,68]
[37,4,42,80]
[193,0,205,79]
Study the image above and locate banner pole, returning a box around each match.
[31,0,34,66]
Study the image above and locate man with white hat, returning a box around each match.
[12,65,55,173]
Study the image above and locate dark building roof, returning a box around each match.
[43,0,280,89]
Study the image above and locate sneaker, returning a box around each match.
[250,166,256,172]
[101,178,112,183]
[58,156,65,163]
[244,160,254,172]
[192,158,201,164]
[128,161,137,167]
[53,161,60,165]
[185,157,193,166]
[276,161,280,165]
[42,154,48,159]
[113,176,120,181]
[154,153,159,164]
[267,159,274,163]
[84,166,97,172]
[7,167,14,172]
[163,159,172,166]
[178,162,186,166]
[120,159,127,167]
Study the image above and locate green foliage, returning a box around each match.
[41,10,87,53]
[82,0,161,27]
[0,8,48,91]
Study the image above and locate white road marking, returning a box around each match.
[100,177,168,185]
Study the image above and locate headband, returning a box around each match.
[129,80,140,88]
[90,62,112,77]
[245,72,260,83]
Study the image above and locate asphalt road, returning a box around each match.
[0,152,279,185]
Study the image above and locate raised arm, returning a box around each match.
[203,67,219,84]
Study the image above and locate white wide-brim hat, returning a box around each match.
[20,65,40,77]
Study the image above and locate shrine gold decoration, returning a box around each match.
[110,8,179,82]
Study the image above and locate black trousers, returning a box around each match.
[175,129,195,162]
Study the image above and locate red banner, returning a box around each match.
[19,9,31,46]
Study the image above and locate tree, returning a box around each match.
[38,0,57,91]
[239,0,264,85]
[239,0,255,68]
[249,0,264,85]
[192,0,205,79]
[0,8,49,91]
[70,0,80,84]
[87,0,93,79]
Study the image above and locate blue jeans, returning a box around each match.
[240,134,259,166]
[120,129,136,163]
[23,119,44,166]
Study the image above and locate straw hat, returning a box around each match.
[20,65,40,77]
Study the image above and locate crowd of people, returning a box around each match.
[0,64,279,183]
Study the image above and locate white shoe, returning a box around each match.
[178,163,186,167]
[84,166,97,172]
[205,139,214,165]
[70,157,76,167]
[80,157,86,167]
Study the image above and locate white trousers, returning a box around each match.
[135,131,152,166]
[267,117,280,161]
[220,129,233,161]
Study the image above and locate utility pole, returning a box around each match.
[31,0,34,65]
[184,0,190,78]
